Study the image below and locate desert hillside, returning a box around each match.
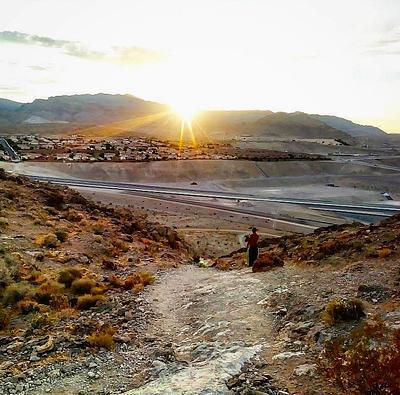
[0,170,189,394]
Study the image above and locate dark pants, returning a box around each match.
[248,247,258,267]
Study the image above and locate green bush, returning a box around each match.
[323,299,365,326]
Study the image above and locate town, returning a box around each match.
[0,134,322,163]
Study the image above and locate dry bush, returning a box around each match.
[0,217,9,229]
[16,300,41,315]
[35,233,58,249]
[87,325,115,350]
[319,319,400,394]
[55,229,68,242]
[71,278,96,295]
[108,275,123,288]
[0,263,11,289]
[102,260,117,270]
[76,294,105,310]
[65,210,83,223]
[90,286,106,295]
[133,283,144,294]
[124,272,155,291]
[0,308,10,329]
[378,248,392,259]
[34,281,64,305]
[30,312,58,329]
[93,223,106,235]
[323,299,365,326]
[2,282,33,306]
[110,238,129,253]
[58,268,82,288]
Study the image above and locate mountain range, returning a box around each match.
[0,93,387,141]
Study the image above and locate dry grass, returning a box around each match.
[2,282,33,306]
[34,281,64,305]
[35,233,59,249]
[0,308,10,329]
[87,325,116,350]
[57,268,82,288]
[76,294,105,310]
[322,299,365,326]
[71,278,96,295]
[124,272,155,290]
[55,229,68,242]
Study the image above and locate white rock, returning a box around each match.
[293,363,317,376]
[272,351,305,361]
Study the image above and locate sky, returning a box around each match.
[1,0,400,132]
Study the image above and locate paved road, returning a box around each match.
[28,174,400,214]
[0,138,20,161]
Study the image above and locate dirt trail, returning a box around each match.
[125,266,281,394]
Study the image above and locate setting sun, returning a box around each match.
[171,102,199,123]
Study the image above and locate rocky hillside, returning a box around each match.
[215,216,400,394]
[0,169,189,394]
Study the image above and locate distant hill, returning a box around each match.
[0,98,23,111]
[0,93,167,126]
[224,111,352,141]
[0,93,388,142]
[310,114,386,138]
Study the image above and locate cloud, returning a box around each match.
[28,65,48,71]
[0,31,164,64]
[365,27,400,55]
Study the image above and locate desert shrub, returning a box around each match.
[139,272,155,286]
[87,326,115,350]
[2,282,33,306]
[35,233,58,249]
[94,235,103,243]
[102,260,117,270]
[0,217,9,228]
[319,319,400,394]
[108,275,123,288]
[44,191,65,210]
[323,299,365,326]
[65,210,83,223]
[124,272,155,290]
[55,229,68,242]
[30,312,57,329]
[76,294,105,310]
[378,248,392,259]
[133,283,145,294]
[110,238,129,253]
[93,223,106,235]
[17,300,41,315]
[71,278,95,295]
[34,281,64,305]
[0,264,11,289]
[90,286,106,295]
[58,268,82,288]
[0,308,10,329]
[35,252,44,262]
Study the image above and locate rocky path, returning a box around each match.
[125,266,286,395]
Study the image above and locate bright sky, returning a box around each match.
[1,0,400,131]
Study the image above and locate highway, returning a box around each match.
[27,175,400,222]
[0,138,20,161]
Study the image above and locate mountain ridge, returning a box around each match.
[0,93,388,141]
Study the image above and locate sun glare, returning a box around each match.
[171,103,199,123]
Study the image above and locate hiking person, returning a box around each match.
[245,227,259,267]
